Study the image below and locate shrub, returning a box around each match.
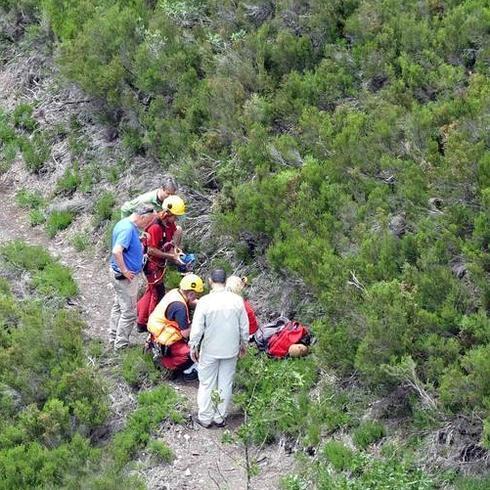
[15,189,45,209]
[20,133,50,173]
[112,385,183,468]
[353,421,386,449]
[70,232,91,252]
[322,441,356,471]
[147,439,174,463]
[31,262,78,299]
[29,209,46,227]
[120,347,162,388]
[12,103,37,132]
[93,191,116,226]
[234,352,317,444]
[55,164,81,195]
[0,240,52,271]
[45,210,74,237]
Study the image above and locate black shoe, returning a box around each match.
[213,420,226,428]
[136,323,147,333]
[182,370,198,382]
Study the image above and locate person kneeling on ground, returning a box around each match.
[147,274,204,378]
[225,275,258,338]
[137,196,187,332]
[189,269,249,428]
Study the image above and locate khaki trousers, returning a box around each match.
[109,273,140,350]
[197,353,238,425]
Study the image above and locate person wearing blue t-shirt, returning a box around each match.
[109,205,155,350]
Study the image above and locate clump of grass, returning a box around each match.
[55,163,81,195]
[20,133,50,173]
[322,441,356,471]
[120,347,163,388]
[32,262,78,299]
[70,232,91,252]
[353,420,386,449]
[15,189,45,209]
[111,385,184,468]
[46,211,74,238]
[93,191,116,226]
[0,240,77,300]
[147,439,174,463]
[29,209,46,226]
[12,103,37,131]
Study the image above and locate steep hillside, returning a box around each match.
[0,1,489,489]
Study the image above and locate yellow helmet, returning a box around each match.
[162,195,186,216]
[180,273,204,293]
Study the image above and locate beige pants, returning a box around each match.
[109,273,140,350]
[197,353,238,425]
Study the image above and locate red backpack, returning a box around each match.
[267,321,311,358]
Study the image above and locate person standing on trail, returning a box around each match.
[189,269,249,428]
[109,205,155,350]
[147,274,204,376]
[136,195,187,332]
[120,176,183,248]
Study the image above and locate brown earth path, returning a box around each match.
[0,182,293,490]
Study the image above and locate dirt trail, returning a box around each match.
[0,183,292,490]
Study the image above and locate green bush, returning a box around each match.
[12,103,37,132]
[322,441,356,471]
[70,232,91,252]
[55,163,81,195]
[120,346,162,388]
[20,133,50,173]
[15,189,45,209]
[353,421,386,449]
[112,385,183,468]
[147,439,174,463]
[45,210,74,237]
[32,262,78,299]
[93,191,116,226]
[0,240,52,271]
[235,352,317,444]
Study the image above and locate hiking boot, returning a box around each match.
[136,323,147,333]
[213,419,226,428]
[182,370,198,382]
[194,417,212,429]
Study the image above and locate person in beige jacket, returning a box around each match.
[189,269,249,428]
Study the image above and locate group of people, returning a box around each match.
[109,177,258,427]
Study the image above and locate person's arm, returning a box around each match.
[112,245,135,281]
[238,301,249,357]
[189,301,206,361]
[147,246,183,264]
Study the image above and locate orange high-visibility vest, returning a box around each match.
[147,289,189,346]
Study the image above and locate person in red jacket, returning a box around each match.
[136,196,186,332]
[225,275,258,337]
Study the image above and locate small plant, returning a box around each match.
[93,191,116,226]
[70,232,91,252]
[353,421,386,449]
[120,347,162,387]
[12,103,37,131]
[55,163,81,195]
[0,240,52,271]
[29,209,46,226]
[45,211,74,238]
[20,133,50,173]
[32,262,78,299]
[111,385,183,468]
[15,189,45,209]
[147,439,174,463]
[1,142,18,173]
[322,441,356,471]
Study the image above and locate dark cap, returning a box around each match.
[210,269,226,284]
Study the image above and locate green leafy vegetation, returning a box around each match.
[112,385,184,468]
[120,346,165,388]
[70,231,91,252]
[0,240,77,299]
[353,420,386,449]
[45,210,74,237]
[55,163,81,195]
[93,191,116,226]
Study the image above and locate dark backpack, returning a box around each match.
[253,316,290,351]
[266,321,311,358]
